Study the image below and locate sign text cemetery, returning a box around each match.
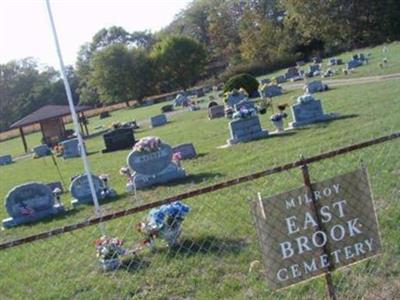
[253,168,381,290]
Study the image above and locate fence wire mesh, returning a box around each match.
[0,136,399,300]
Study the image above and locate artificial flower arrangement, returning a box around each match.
[95,201,190,271]
[119,166,135,192]
[137,201,190,249]
[172,151,182,167]
[232,107,258,120]
[297,93,316,104]
[53,144,64,157]
[95,236,127,271]
[270,112,288,122]
[132,136,162,153]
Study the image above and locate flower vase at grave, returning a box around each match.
[272,119,284,132]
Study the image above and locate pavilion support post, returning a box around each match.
[19,127,28,153]
[82,112,89,136]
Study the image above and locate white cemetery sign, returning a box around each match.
[252,168,381,290]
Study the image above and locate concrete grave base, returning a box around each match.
[227,130,269,145]
[2,204,65,228]
[289,113,339,128]
[132,163,186,189]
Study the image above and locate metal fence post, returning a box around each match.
[300,158,336,300]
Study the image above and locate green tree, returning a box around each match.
[90,44,135,105]
[151,36,206,90]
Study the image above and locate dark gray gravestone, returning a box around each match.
[70,174,115,206]
[60,138,81,159]
[127,140,186,189]
[285,67,301,80]
[227,116,268,145]
[172,143,197,160]
[99,111,110,119]
[208,105,225,119]
[260,85,282,98]
[289,94,336,128]
[0,155,13,166]
[161,104,174,113]
[2,182,65,228]
[102,127,135,152]
[33,144,51,157]
[150,114,168,128]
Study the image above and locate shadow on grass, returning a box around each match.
[152,172,225,188]
[167,236,248,257]
[314,113,359,128]
[290,114,359,131]
[120,256,151,273]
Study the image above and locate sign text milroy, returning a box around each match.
[253,168,381,290]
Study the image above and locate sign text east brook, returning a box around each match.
[253,168,381,290]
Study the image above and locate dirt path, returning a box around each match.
[282,73,400,91]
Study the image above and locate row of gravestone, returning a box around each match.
[207,88,337,145]
[2,138,197,228]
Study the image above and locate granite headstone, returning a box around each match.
[2,182,65,228]
[304,81,328,93]
[172,143,197,160]
[227,116,268,145]
[70,174,116,207]
[102,127,135,152]
[150,114,168,128]
[33,144,51,157]
[0,155,13,166]
[161,104,174,113]
[289,94,336,128]
[127,139,186,189]
[260,85,283,98]
[60,138,83,159]
[208,105,225,119]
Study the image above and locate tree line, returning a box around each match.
[1,0,399,131]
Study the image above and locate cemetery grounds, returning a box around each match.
[0,43,400,299]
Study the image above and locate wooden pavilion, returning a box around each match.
[9,105,91,153]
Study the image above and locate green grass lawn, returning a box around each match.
[0,77,400,299]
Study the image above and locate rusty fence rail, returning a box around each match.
[1,131,399,251]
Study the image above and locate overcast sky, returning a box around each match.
[0,0,191,68]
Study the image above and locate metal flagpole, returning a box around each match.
[44,0,105,233]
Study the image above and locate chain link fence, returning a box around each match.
[0,134,399,299]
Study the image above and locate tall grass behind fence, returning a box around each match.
[0,135,399,299]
